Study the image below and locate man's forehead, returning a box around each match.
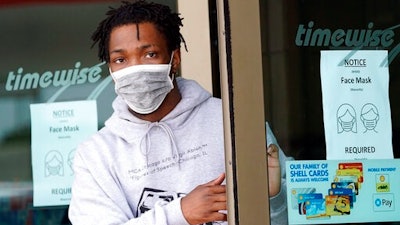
[109,23,167,53]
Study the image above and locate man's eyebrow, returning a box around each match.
[109,48,125,54]
[139,44,154,50]
[109,44,156,54]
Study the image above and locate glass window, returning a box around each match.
[0,1,118,224]
[261,0,399,224]
[262,0,399,161]
[1,1,179,224]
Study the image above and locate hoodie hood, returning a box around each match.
[104,77,212,144]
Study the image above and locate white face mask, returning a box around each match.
[110,54,174,114]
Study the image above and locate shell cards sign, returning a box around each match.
[286,159,400,224]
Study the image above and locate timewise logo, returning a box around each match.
[295,21,395,48]
[2,61,113,103]
[295,21,400,66]
[4,61,105,92]
[373,193,395,211]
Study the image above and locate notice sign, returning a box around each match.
[320,50,393,160]
[30,100,97,206]
[286,159,400,224]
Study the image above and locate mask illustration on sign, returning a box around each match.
[68,149,76,176]
[110,53,174,114]
[361,103,379,133]
[337,104,357,133]
[45,150,64,177]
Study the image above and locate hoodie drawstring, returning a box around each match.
[139,122,180,167]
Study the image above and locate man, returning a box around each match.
[69,1,289,224]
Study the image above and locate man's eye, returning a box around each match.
[146,52,156,58]
[113,58,125,64]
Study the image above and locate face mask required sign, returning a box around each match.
[320,50,393,160]
[286,159,400,224]
[30,100,98,207]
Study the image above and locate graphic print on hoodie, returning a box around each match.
[137,187,223,225]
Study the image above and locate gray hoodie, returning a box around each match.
[69,77,289,225]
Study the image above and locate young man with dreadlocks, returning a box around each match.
[68,1,290,224]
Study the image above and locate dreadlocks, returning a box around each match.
[91,0,187,63]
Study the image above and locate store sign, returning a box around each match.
[286,159,400,224]
[295,21,400,65]
[4,61,104,92]
[295,22,395,48]
[320,50,393,160]
[30,100,97,206]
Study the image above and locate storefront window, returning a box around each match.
[1,0,182,223]
[261,0,399,224]
[0,1,120,224]
[262,0,399,160]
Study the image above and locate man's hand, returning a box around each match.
[267,144,281,197]
[181,173,227,225]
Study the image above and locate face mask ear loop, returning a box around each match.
[168,51,175,82]
[169,51,175,65]
[109,67,116,82]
